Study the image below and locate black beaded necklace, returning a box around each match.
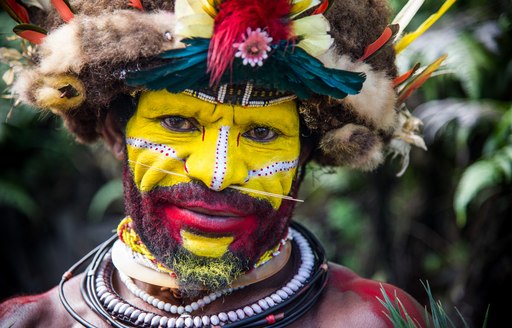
[59,221,328,327]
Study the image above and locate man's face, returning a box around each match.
[123,90,300,290]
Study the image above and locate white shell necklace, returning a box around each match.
[119,271,245,316]
[94,227,315,327]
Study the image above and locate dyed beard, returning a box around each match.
[122,164,297,293]
[172,248,244,296]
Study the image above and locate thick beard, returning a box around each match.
[171,247,245,297]
[122,164,297,292]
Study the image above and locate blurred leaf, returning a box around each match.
[454,144,512,226]
[414,98,499,143]
[327,198,365,240]
[328,199,356,226]
[423,252,442,273]
[0,179,40,221]
[87,178,123,221]
[483,106,512,154]
[450,33,493,99]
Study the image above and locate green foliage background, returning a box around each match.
[294,0,511,326]
[1,0,511,327]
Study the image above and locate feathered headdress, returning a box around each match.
[0,0,455,173]
[126,0,366,100]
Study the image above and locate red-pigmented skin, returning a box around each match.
[0,275,121,327]
[0,288,67,328]
[0,262,428,327]
[326,264,426,327]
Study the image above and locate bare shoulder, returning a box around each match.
[0,273,106,328]
[0,285,62,328]
[297,263,427,328]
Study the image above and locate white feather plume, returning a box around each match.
[392,0,425,39]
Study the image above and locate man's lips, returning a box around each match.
[186,206,241,217]
[161,204,257,235]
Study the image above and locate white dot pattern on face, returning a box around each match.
[210,126,230,191]
[126,137,184,162]
[127,135,298,192]
[245,159,299,183]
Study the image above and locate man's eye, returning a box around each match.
[161,116,198,132]
[243,127,278,142]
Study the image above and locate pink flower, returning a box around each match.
[233,28,273,67]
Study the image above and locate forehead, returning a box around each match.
[136,90,300,132]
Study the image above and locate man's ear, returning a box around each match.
[100,110,126,161]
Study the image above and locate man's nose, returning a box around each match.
[184,126,248,191]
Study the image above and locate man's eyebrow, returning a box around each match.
[143,102,197,116]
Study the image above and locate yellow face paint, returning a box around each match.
[126,90,300,259]
[125,90,300,210]
[181,230,234,258]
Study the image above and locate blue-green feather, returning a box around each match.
[126,38,210,90]
[125,38,366,100]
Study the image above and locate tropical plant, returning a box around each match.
[299,1,511,327]
[0,12,124,298]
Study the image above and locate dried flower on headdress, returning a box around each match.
[233,28,272,67]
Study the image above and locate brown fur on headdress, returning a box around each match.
[12,0,399,168]
[14,4,179,142]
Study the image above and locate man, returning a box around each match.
[0,0,448,326]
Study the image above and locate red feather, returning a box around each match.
[51,0,74,22]
[312,0,329,15]
[129,0,144,11]
[17,30,45,44]
[13,24,47,44]
[208,0,293,85]
[393,63,420,88]
[397,55,447,104]
[1,0,30,24]
[359,24,398,62]
[398,74,431,104]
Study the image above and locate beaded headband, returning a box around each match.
[182,83,297,107]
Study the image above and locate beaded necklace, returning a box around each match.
[59,221,328,328]
[118,270,246,316]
